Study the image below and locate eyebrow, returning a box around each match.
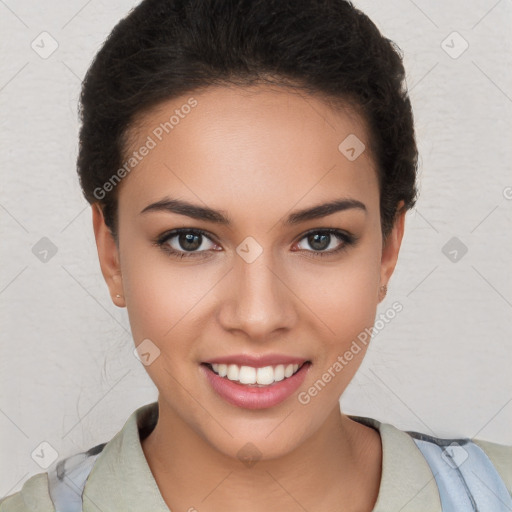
[140,196,367,225]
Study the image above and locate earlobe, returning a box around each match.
[91,203,125,307]
[378,201,406,301]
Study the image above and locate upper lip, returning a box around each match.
[202,354,310,368]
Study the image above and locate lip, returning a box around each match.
[200,361,311,410]
[202,353,309,368]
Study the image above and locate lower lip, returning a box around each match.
[201,362,311,410]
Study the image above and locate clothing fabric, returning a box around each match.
[1,401,511,511]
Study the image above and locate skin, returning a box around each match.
[92,84,405,512]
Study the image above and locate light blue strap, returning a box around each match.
[47,444,105,512]
[412,437,512,511]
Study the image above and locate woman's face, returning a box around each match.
[93,84,404,460]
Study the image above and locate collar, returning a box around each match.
[347,414,441,511]
[83,402,441,511]
[83,402,168,511]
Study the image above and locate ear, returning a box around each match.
[379,200,406,302]
[91,203,125,308]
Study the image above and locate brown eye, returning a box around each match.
[295,229,358,257]
[175,232,203,251]
[154,229,219,259]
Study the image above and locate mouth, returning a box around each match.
[201,361,310,387]
[200,359,312,410]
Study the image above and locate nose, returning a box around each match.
[216,249,297,341]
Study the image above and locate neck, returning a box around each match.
[141,398,381,512]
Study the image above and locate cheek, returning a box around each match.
[122,253,213,346]
[297,261,380,406]
[119,231,231,373]
[294,244,381,340]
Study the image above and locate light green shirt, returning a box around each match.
[1,401,511,511]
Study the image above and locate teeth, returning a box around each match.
[227,364,239,381]
[238,365,256,384]
[217,364,228,377]
[210,363,302,386]
[256,366,274,385]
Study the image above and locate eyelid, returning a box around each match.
[297,227,353,240]
[292,228,357,255]
[155,227,218,244]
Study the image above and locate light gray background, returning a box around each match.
[1,0,511,498]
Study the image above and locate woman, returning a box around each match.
[2,0,511,511]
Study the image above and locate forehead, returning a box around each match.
[117,85,379,224]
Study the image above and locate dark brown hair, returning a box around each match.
[77,0,418,243]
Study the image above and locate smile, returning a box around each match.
[206,362,305,387]
[200,360,312,409]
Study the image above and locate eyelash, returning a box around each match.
[152,228,358,260]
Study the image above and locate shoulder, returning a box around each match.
[349,414,512,509]
[0,442,108,512]
[0,473,54,512]
[472,437,512,494]
[0,402,152,512]
[404,427,512,496]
